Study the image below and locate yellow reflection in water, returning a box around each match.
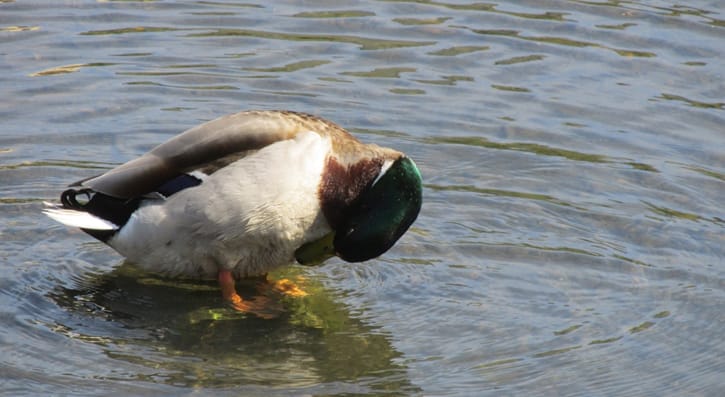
[30,63,115,77]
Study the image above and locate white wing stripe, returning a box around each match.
[43,208,118,230]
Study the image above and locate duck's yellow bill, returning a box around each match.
[295,232,336,266]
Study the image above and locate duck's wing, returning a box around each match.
[74,111,312,199]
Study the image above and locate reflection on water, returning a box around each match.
[1,0,723,395]
[46,264,417,393]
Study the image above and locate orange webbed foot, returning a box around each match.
[230,295,282,319]
[218,270,283,319]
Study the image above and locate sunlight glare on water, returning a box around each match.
[1,1,723,395]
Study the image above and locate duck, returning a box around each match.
[43,110,422,316]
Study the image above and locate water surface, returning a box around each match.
[1,1,724,395]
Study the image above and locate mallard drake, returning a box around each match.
[44,110,422,314]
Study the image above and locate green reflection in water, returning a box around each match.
[425,136,663,173]
[415,75,473,86]
[162,107,196,112]
[293,10,376,18]
[476,357,523,370]
[81,26,181,35]
[533,345,582,358]
[425,183,574,208]
[1,25,39,32]
[30,63,117,77]
[589,336,623,345]
[643,201,702,222]
[196,1,262,8]
[596,22,637,30]
[349,128,411,138]
[0,198,46,204]
[612,48,656,57]
[126,81,239,90]
[579,0,721,27]
[342,67,416,78]
[495,54,545,65]
[682,165,725,181]
[390,88,426,95]
[425,136,608,163]
[491,84,530,93]
[472,28,656,58]
[626,162,658,172]
[188,29,435,50]
[629,321,654,334]
[570,0,630,7]
[553,324,582,336]
[48,263,419,392]
[243,60,330,73]
[113,52,153,57]
[428,45,489,56]
[0,160,110,171]
[657,93,724,109]
[654,311,671,319]
[318,76,352,83]
[255,90,317,98]
[393,17,451,25]
[120,71,189,76]
[515,242,601,257]
[660,5,715,19]
[189,11,237,16]
[392,257,440,266]
[163,63,217,69]
[613,254,652,268]
[217,52,255,59]
[382,0,568,21]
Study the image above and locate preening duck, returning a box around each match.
[44,110,422,315]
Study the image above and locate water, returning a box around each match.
[1,1,723,395]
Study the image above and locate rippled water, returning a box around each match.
[2,1,724,395]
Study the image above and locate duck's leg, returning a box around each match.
[218,269,243,305]
[217,269,277,319]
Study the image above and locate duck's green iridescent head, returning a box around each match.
[334,156,422,262]
[295,156,422,266]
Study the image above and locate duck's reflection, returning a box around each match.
[50,261,419,393]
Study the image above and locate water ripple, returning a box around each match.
[470,28,657,57]
[2,0,724,395]
[188,28,436,50]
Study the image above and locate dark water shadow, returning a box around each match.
[48,261,420,394]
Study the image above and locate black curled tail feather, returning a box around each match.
[60,188,142,242]
[58,173,200,243]
[61,188,94,210]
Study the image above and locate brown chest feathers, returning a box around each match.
[318,157,385,230]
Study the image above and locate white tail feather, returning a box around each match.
[43,208,118,230]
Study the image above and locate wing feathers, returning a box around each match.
[78,111,301,198]
[43,207,118,230]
